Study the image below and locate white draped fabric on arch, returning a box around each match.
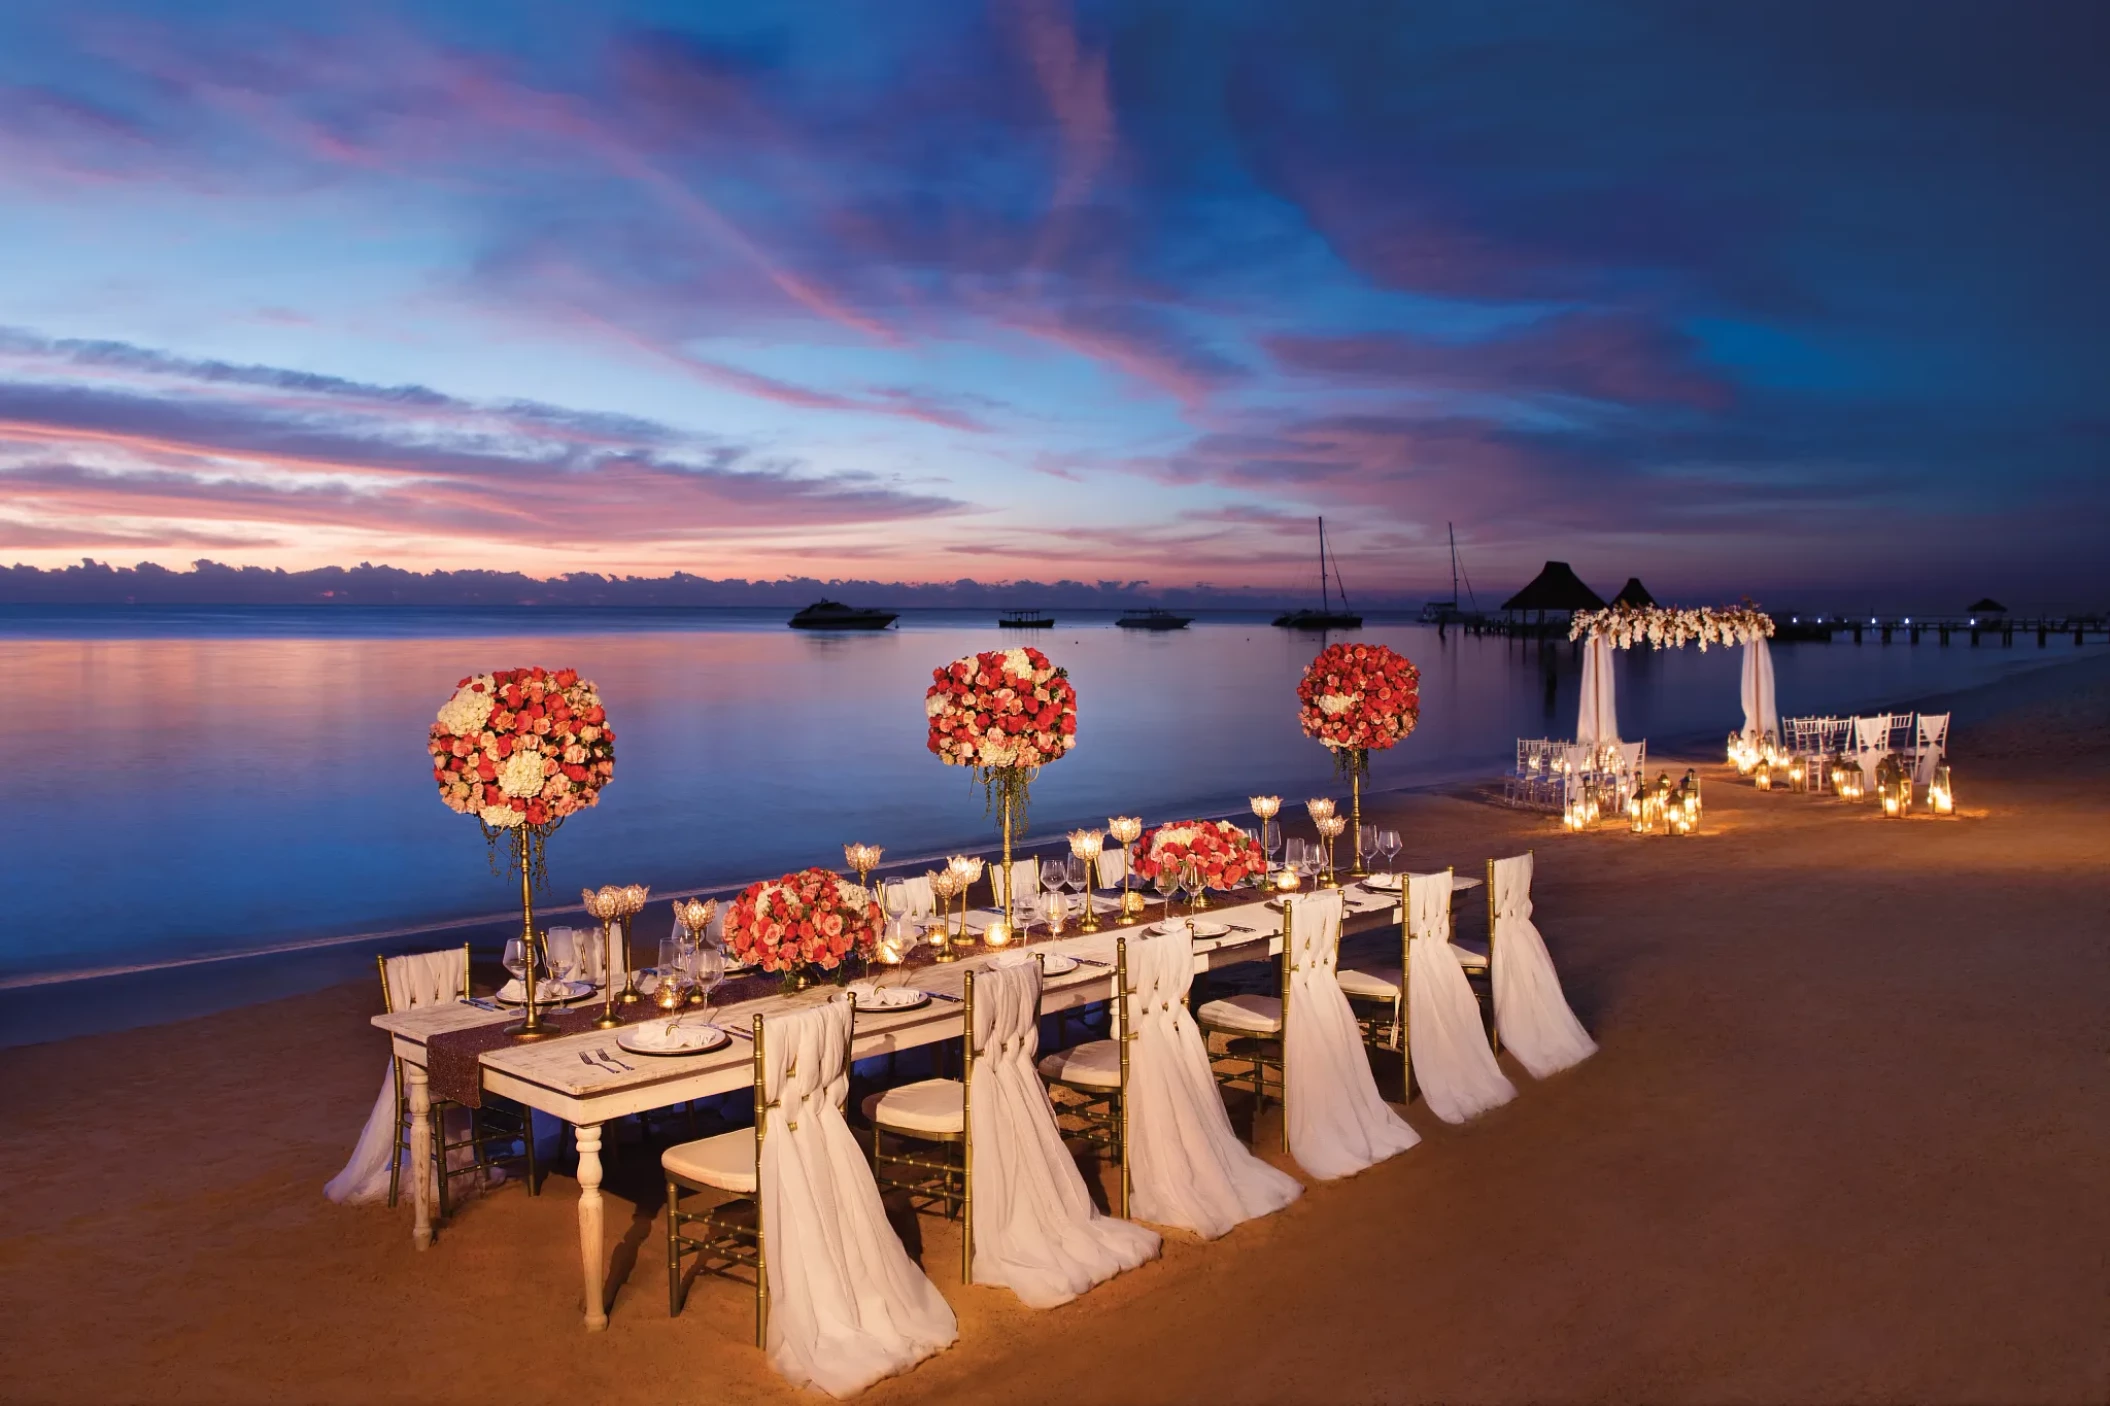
[759,998,957,1398]
[1575,634,1620,750]
[967,957,1160,1307]
[1123,928,1304,1238]
[1740,633,1780,747]
[1281,890,1422,1179]
[1489,854,1597,1079]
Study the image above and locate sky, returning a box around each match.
[0,0,2104,608]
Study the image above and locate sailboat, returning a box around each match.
[1272,517,1363,630]
[1418,523,1480,624]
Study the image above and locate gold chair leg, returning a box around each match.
[666,1178,683,1316]
[387,1088,407,1210]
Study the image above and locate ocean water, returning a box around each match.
[4,605,2088,985]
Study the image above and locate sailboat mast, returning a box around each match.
[1317,516,1330,611]
[1449,522,1459,603]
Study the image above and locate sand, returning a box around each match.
[3,653,2106,1405]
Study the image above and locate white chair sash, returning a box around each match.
[1282,890,1420,1179]
[1095,848,1129,889]
[1914,712,1950,786]
[325,948,471,1205]
[967,958,1159,1307]
[990,858,1040,910]
[885,876,937,921]
[1407,876,1516,1124]
[761,998,956,1398]
[1490,855,1597,1079]
[1125,929,1302,1238]
[1854,715,1889,786]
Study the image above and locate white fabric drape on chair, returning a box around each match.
[1853,715,1889,787]
[325,949,467,1204]
[884,876,938,920]
[761,997,956,1398]
[1913,712,1950,786]
[1095,848,1129,889]
[1576,635,1620,749]
[967,958,1159,1307]
[990,858,1040,910]
[1740,635,1780,746]
[1281,890,1420,1179]
[1407,875,1516,1125]
[1125,929,1303,1238]
[1490,855,1597,1079]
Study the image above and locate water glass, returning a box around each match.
[691,942,725,1019]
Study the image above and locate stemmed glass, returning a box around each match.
[1357,826,1378,878]
[1296,840,1322,886]
[1181,857,1209,915]
[1284,838,1307,883]
[689,942,726,1024]
[1041,859,1065,923]
[1150,862,1179,919]
[502,936,532,1000]
[1378,828,1401,873]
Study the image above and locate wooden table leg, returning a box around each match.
[407,1060,434,1250]
[576,1122,608,1331]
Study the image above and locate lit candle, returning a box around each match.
[1306,796,1336,823]
[984,919,1011,948]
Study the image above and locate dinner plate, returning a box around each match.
[1147,920,1230,939]
[1035,953,1080,976]
[848,984,931,1013]
[495,978,590,1005]
[1360,872,1403,892]
[615,1020,730,1057]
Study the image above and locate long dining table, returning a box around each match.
[371,874,1475,1330]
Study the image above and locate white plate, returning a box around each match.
[1360,872,1403,891]
[616,1020,730,1057]
[848,984,931,1013]
[1035,953,1080,976]
[495,979,589,1005]
[1147,920,1230,939]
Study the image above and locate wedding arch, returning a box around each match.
[1567,603,1778,749]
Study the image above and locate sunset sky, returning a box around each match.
[1,1,2104,606]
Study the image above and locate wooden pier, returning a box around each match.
[1440,614,2109,646]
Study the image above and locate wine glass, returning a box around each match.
[502,936,529,998]
[1284,838,1307,879]
[1379,828,1401,871]
[1357,826,1378,876]
[1150,861,1179,919]
[1041,857,1065,909]
[690,942,725,1022]
[1181,857,1209,914]
[657,937,684,1003]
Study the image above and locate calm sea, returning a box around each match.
[5,605,2087,985]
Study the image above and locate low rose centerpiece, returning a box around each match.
[1131,819,1267,895]
[724,866,882,986]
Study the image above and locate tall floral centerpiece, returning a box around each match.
[724,867,883,991]
[1297,643,1420,876]
[429,667,615,1039]
[1131,819,1268,910]
[925,646,1078,927]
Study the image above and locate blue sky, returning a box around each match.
[0,0,2104,606]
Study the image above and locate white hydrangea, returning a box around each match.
[437,679,495,736]
[479,804,522,828]
[498,747,548,799]
[1002,647,1032,675]
[1316,692,1361,716]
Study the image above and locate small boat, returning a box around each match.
[788,600,898,631]
[1115,608,1193,631]
[1418,522,1481,624]
[997,609,1054,629]
[1273,515,1362,630]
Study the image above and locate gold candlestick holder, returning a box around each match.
[674,897,717,1007]
[503,825,554,1040]
[844,843,883,895]
[1108,815,1143,920]
[1316,814,1346,887]
[1068,828,1105,933]
[615,882,649,1004]
[584,887,626,1029]
[929,869,961,962]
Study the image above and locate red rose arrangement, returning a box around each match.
[925,646,1077,773]
[1297,643,1420,762]
[429,667,614,830]
[723,867,881,974]
[1130,819,1267,891]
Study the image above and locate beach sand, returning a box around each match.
[3,653,2106,1405]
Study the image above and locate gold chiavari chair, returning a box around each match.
[378,946,536,1218]
[662,1011,770,1340]
[1036,936,1134,1215]
[1337,867,1495,1096]
[861,971,997,1281]
[1193,903,1296,1150]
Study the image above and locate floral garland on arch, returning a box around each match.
[723,867,882,975]
[1297,642,1421,778]
[1131,819,1268,891]
[925,645,1077,826]
[1569,602,1775,651]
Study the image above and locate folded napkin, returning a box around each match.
[497,977,579,1002]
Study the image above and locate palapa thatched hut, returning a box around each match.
[1612,578,1657,608]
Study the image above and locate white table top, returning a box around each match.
[373,880,1415,1122]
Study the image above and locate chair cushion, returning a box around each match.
[662,1129,756,1194]
[861,1078,965,1136]
[1451,941,1489,970]
[1038,1040,1121,1089]
[1195,994,1283,1034]
[1336,966,1400,1000]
